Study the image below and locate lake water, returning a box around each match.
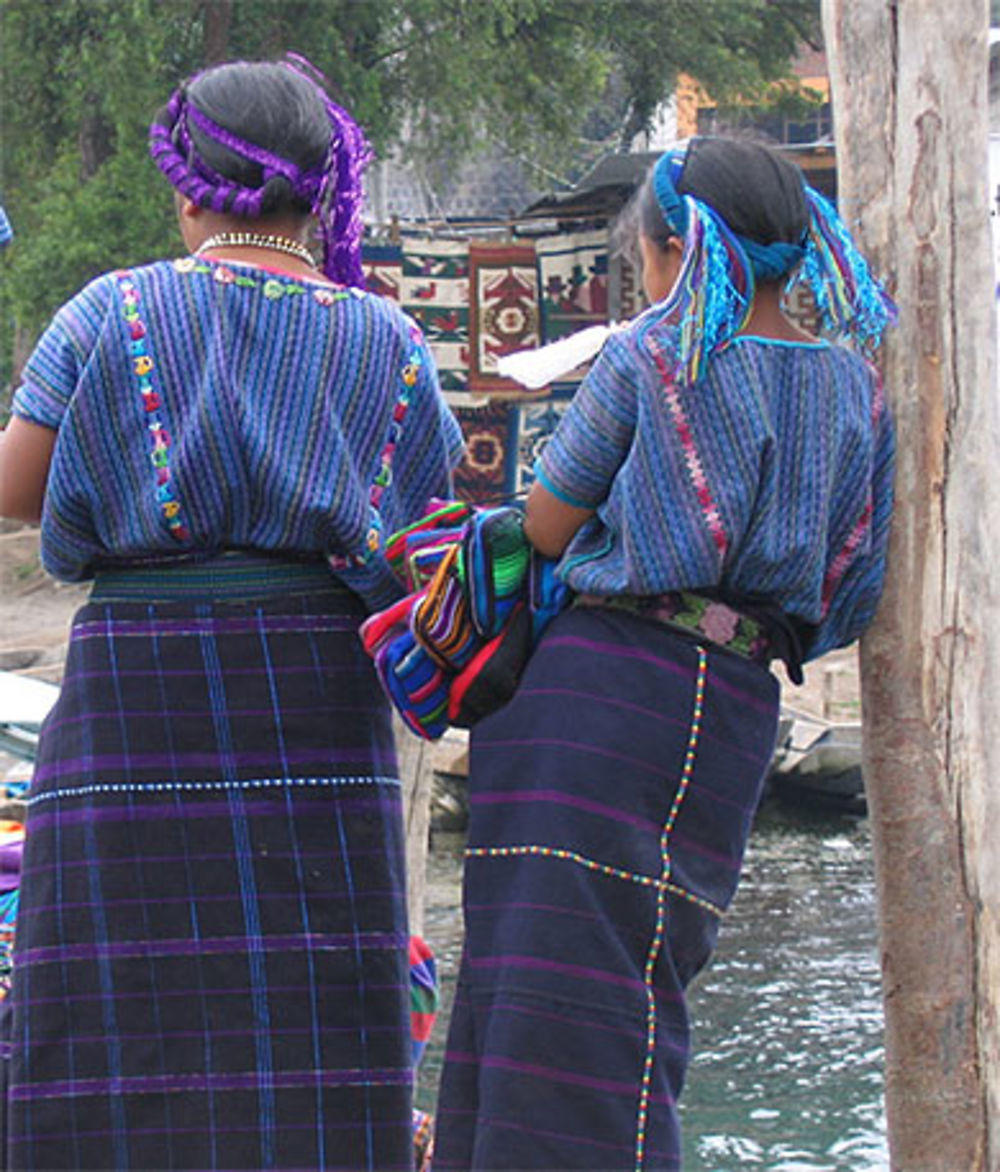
[417,801,888,1172]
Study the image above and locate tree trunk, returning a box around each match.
[78,110,113,180]
[822,2,999,1167]
[201,0,232,66]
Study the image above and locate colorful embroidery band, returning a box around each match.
[116,270,191,543]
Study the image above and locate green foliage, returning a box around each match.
[0,0,820,390]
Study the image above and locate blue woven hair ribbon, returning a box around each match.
[645,145,896,382]
[645,149,754,387]
[795,187,897,356]
[653,149,806,282]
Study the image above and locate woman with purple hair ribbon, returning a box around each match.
[0,57,464,1170]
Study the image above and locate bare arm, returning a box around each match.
[523,479,594,560]
[0,416,57,523]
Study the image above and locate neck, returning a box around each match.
[739,283,819,343]
[194,228,319,276]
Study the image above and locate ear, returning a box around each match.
[177,196,202,222]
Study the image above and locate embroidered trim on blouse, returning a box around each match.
[647,334,729,560]
[116,270,191,543]
[172,255,354,306]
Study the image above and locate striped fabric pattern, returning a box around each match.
[8,587,414,1171]
[535,329,894,660]
[433,605,781,1171]
[12,257,464,604]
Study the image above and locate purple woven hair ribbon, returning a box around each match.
[283,54,373,288]
[185,104,324,201]
[149,56,372,287]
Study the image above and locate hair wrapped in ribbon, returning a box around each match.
[796,187,897,356]
[638,138,896,386]
[149,56,372,288]
[283,54,372,290]
[642,147,754,387]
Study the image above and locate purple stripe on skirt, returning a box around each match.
[8,591,414,1171]
[434,605,780,1171]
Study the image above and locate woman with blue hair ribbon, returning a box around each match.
[434,135,896,1171]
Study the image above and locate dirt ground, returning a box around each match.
[0,527,90,684]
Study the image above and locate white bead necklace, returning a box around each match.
[195,231,316,268]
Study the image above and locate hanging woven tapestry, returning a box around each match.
[536,230,609,343]
[614,253,646,322]
[467,242,540,396]
[401,237,470,395]
[362,244,403,302]
[515,399,570,496]
[784,281,824,338]
[452,403,518,506]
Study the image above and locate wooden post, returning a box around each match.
[822,2,999,1166]
[393,715,434,937]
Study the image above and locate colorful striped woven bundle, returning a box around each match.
[374,630,453,741]
[361,505,569,739]
[412,547,478,672]
[0,820,24,1003]
[384,499,475,591]
[459,508,532,639]
[408,935,439,1068]
[408,935,440,1172]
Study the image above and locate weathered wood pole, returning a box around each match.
[394,715,434,937]
[823,2,999,1167]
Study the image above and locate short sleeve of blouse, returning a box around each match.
[12,275,114,431]
[534,331,639,509]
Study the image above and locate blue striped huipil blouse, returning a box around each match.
[534,317,895,661]
[13,256,465,608]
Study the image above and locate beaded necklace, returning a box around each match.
[195,231,316,268]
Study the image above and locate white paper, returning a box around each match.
[496,323,616,389]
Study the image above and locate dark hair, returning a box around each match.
[151,57,372,285]
[622,136,809,259]
[678,137,808,244]
[182,62,331,219]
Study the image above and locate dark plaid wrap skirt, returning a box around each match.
[7,574,414,1171]
[434,606,781,1172]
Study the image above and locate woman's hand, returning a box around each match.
[523,480,593,560]
[0,416,57,523]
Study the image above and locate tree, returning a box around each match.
[823,1,999,1166]
[0,0,820,397]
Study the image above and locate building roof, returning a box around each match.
[519,142,836,224]
[518,152,658,221]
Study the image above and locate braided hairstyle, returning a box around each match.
[150,57,371,287]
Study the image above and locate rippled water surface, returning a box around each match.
[418,802,887,1172]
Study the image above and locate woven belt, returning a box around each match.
[90,551,344,602]
[575,590,772,665]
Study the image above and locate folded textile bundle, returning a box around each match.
[385,499,474,591]
[460,508,531,639]
[448,602,533,728]
[408,935,439,1172]
[360,503,569,739]
[412,547,478,672]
